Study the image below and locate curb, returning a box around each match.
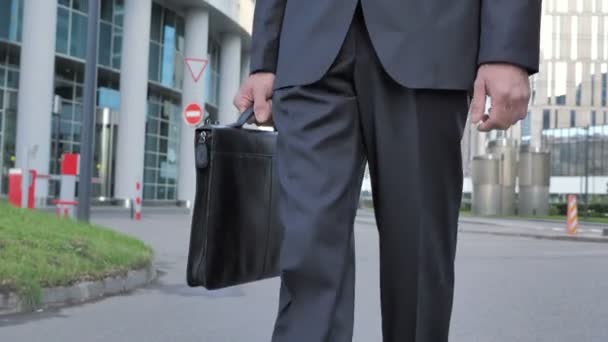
[462,216,608,228]
[459,228,608,244]
[355,218,608,244]
[0,263,157,316]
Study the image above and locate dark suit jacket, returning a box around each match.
[250,0,542,90]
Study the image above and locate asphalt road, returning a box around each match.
[1,211,607,342]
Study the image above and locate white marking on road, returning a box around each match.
[591,229,603,234]
[552,228,563,232]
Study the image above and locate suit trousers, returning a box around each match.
[271,7,469,342]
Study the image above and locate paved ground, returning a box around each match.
[1,210,607,341]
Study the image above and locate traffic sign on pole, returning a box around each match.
[183,103,204,126]
[184,58,208,83]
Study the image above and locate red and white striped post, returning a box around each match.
[566,194,578,235]
[133,182,142,221]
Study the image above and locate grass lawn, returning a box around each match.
[0,201,153,307]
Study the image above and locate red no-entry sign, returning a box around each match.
[183,103,203,126]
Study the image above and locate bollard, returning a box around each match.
[566,194,578,235]
[133,182,142,221]
[7,169,23,207]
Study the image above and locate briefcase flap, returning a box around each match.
[196,126,277,157]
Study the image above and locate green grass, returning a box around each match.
[0,201,153,307]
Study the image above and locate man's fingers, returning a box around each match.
[478,96,511,132]
[252,86,271,123]
[470,80,487,124]
[233,83,253,113]
[233,96,250,113]
[478,116,508,132]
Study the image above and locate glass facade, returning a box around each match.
[144,91,181,201]
[543,125,608,176]
[0,46,19,194]
[99,0,124,69]
[205,39,222,108]
[148,2,185,90]
[57,0,123,66]
[0,0,23,43]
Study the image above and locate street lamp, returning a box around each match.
[76,0,99,222]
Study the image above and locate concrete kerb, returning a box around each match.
[0,263,157,316]
[459,228,608,244]
[355,217,608,244]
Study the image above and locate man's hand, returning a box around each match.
[234,72,275,124]
[469,64,531,132]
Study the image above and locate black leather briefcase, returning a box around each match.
[186,108,282,290]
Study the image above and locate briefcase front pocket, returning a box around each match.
[203,152,275,289]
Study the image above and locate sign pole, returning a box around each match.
[77,0,99,222]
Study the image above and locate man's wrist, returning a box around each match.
[478,62,532,76]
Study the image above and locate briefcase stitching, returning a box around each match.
[261,158,275,276]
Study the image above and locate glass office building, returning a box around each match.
[0,0,253,204]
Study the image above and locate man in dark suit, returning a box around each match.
[235,0,541,341]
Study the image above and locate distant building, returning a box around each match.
[462,0,608,196]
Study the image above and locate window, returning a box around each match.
[70,13,88,59]
[71,0,88,12]
[100,0,113,22]
[0,0,22,42]
[591,110,597,126]
[99,22,112,66]
[57,0,123,67]
[554,110,559,128]
[205,39,222,108]
[555,62,567,105]
[592,16,599,60]
[575,62,582,106]
[144,90,181,200]
[111,27,122,69]
[149,43,161,82]
[591,72,595,106]
[603,71,607,106]
[571,16,578,60]
[148,6,185,89]
[521,111,532,138]
[570,110,576,127]
[56,7,70,54]
[543,109,551,129]
[150,3,162,43]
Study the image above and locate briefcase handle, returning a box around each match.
[227,108,255,128]
[227,108,276,131]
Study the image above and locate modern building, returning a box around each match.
[0,0,254,205]
[463,0,608,196]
